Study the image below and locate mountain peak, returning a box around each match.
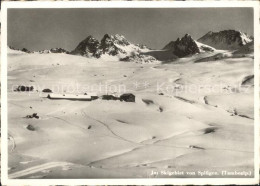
[114,34,124,39]
[100,33,131,56]
[70,34,154,61]
[163,34,215,57]
[70,35,101,58]
[103,34,111,39]
[198,30,252,50]
[85,35,95,40]
[184,33,191,38]
[83,35,99,43]
[163,34,200,57]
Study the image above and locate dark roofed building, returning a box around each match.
[120,93,135,102]
[102,94,119,100]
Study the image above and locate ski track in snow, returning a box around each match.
[9,162,72,179]
[81,110,139,144]
[8,132,16,152]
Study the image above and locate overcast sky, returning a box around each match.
[8,8,253,51]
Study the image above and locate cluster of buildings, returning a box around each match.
[47,93,135,102]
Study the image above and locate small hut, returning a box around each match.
[102,94,119,100]
[42,88,52,93]
[120,93,135,102]
[85,93,98,100]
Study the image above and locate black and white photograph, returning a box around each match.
[1,1,259,185]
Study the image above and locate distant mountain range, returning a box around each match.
[8,29,253,62]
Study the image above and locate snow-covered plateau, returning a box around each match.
[7,30,255,178]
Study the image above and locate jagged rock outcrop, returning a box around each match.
[163,34,214,58]
[198,30,253,50]
[70,36,102,58]
[173,34,200,57]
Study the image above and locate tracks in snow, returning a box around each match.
[9,162,72,179]
[8,132,16,152]
[81,110,138,145]
[175,96,196,104]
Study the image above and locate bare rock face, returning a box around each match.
[198,30,253,50]
[70,35,102,58]
[163,34,201,58]
[163,33,216,58]
[173,34,201,57]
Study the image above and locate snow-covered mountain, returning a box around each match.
[100,34,150,55]
[100,34,128,57]
[70,34,153,62]
[198,30,253,50]
[163,34,215,58]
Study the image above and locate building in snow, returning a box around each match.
[102,94,119,100]
[120,93,135,102]
[47,93,92,101]
[84,92,98,100]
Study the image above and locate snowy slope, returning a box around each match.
[7,48,254,178]
[195,41,216,52]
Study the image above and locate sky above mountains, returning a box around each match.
[8,8,253,51]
